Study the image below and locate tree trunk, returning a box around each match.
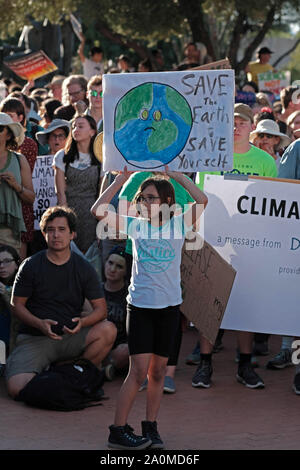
[272,37,300,68]
[177,0,216,61]
[234,5,276,75]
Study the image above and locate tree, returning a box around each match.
[0,0,299,73]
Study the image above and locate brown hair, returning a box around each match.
[134,176,176,220]
[0,97,26,126]
[40,206,77,233]
[280,86,298,111]
[87,75,102,90]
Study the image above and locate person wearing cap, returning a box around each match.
[250,119,291,168]
[0,112,35,254]
[0,97,38,260]
[193,103,277,391]
[36,119,70,156]
[245,47,275,86]
[78,32,104,80]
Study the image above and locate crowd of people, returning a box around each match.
[0,38,300,450]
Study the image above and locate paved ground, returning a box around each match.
[0,329,298,452]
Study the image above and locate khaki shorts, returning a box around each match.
[6,327,91,379]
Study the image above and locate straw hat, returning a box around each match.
[250,119,291,148]
[93,131,103,162]
[0,112,24,146]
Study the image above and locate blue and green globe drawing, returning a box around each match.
[114,82,192,169]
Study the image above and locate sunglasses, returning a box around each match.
[257,133,276,139]
[89,90,103,98]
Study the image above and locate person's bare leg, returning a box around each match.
[238,331,254,353]
[84,320,117,366]
[199,334,214,354]
[114,353,151,426]
[111,343,129,370]
[165,365,175,378]
[7,373,35,399]
[146,355,168,422]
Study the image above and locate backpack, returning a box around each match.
[16,358,106,411]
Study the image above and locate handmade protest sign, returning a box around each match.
[258,70,291,97]
[32,155,57,229]
[102,70,234,172]
[4,51,57,81]
[180,236,236,344]
[203,174,300,335]
[192,58,231,71]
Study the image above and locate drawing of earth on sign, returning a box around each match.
[114,82,192,169]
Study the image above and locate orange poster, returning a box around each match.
[4,50,57,81]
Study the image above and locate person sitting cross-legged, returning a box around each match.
[6,206,117,399]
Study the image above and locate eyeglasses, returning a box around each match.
[50,133,66,140]
[89,90,103,98]
[67,89,83,97]
[257,133,275,139]
[137,196,161,204]
[0,258,15,266]
[0,126,6,133]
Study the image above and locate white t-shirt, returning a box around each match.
[53,149,92,172]
[121,214,192,309]
[83,58,104,79]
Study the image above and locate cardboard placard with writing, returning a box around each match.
[32,155,57,230]
[180,236,236,344]
[4,50,57,81]
[191,58,231,71]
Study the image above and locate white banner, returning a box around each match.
[102,70,234,172]
[32,155,57,230]
[203,175,300,335]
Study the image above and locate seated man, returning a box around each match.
[6,206,117,399]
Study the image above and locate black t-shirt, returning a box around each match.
[103,283,128,346]
[13,250,104,336]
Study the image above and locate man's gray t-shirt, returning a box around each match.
[12,250,104,336]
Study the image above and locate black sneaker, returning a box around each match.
[293,374,300,395]
[192,361,213,388]
[142,420,164,449]
[236,363,265,389]
[108,424,152,450]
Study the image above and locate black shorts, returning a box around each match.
[127,304,180,357]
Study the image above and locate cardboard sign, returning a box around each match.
[203,174,300,335]
[258,70,291,97]
[102,69,235,173]
[32,155,57,230]
[4,50,57,81]
[192,58,231,71]
[180,236,236,344]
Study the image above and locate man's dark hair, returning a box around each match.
[280,86,298,111]
[90,46,103,56]
[0,97,26,126]
[40,206,77,233]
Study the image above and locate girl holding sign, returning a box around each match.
[91,167,207,450]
